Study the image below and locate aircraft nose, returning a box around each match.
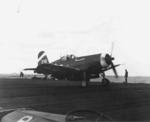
[105,54,113,65]
[100,53,109,67]
[111,57,115,60]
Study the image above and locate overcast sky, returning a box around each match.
[0,0,150,76]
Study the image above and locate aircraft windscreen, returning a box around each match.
[61,55,76,61]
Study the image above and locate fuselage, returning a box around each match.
[35,53,111,80]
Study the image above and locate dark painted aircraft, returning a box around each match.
[24,51,120,87]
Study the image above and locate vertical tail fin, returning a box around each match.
[38,51,49,66]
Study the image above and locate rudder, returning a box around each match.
[38,51,49,65]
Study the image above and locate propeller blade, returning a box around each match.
[111,62,118,78]
[110,42,114,57]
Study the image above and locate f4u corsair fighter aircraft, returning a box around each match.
[24,51,120,87]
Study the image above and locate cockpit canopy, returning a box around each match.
[60,54,76,61]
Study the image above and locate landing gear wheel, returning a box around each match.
[101,78,110,86]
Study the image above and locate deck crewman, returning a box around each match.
[124,69,128,85]
[20,71,24,78]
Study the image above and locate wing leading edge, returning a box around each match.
[38,64,80,74]
[24,68,37,71]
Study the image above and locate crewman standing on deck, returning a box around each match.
[20,71,24,78]
[124,69,128,85]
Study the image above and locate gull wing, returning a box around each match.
[39,64,80,74]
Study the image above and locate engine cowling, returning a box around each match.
[100,53,109,68]
[100,53,114,68]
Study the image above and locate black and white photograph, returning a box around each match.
[0,0,150,121]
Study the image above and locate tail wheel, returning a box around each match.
[101,78,110,86]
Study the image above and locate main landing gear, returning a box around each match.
[101,73,110,86]
[81,72,110,87]
[43,74,48,80]
[81,72,89,87]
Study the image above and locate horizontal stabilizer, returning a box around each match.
[24,68,36,71]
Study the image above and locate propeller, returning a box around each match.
[110,61,118,78]
[104,53,118,78]
[100,42,119,78]
[110,42,118,78]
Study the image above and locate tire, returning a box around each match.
[101,78,110,86]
